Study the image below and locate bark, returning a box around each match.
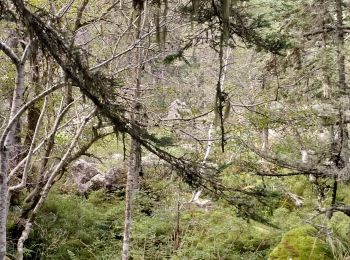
[174,182,181,250]
[24,41,41,147]
[261,127,268,153]
[191,47,231,204]
[0,149,8,260]
[0,41,31,260]
[9,95,47,192]
[321,0,331,99]
[7,58,26,164]
[121,156,135,260]
[19,100,71,222]
[335,0,346,92]
[328,0,348,219]
[216,35,226,152]
[13,107,108,250]
[122,3,145,259]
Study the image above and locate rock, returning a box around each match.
[270,101,284,112]
[67,159,129,194]
[69,159,104,195]
[77,181,93,195]
[104,167,127,191]
[189,190,214,210]
[71,159,103,184]
[90,174,105,190]
[111,153,124,162]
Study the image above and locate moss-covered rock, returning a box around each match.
[269,225,332,260]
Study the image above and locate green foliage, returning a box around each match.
[175,207,278,259]
[269,225,332,260]
[327,212,350,259]
[24,173,349,259]
[25,190,125,259]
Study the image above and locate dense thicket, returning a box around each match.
[0,0,350,259]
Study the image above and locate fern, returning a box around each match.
[67,250,78,260]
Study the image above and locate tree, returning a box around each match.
[1,0,350,258]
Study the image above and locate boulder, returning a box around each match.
[70,159,103,184]
[67,159,129,194]
[104,167,127,191]
[69,160,106,195]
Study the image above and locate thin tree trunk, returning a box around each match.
[191,47,231,203]
[321,0,331,99]
[0,62,24,259]
[0,41,31,259]
[174,181,181,250]
[328,0,347,219]
[122,2,145,259]
[24,41,41,147]
[335,0,346,92]
[8,64,25,161]
[0,149,8,260]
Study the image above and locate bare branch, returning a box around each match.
[9,95,48,192]
[0,41,20,65]
[0,82,65,150]
[56,0,76,18]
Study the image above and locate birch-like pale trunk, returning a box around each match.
[0,63,20,256]
[7,64,25,156]
[122,2,146,259]
[262,127,268,153]
[0,67,23,258]
[9,95,48,193]
[0,149,8,260]
[191,47,231,204]
[0,41,31,260]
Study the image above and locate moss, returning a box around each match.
[330,212,350,240]
[269,225,332,260]
[24,191,124,259]
[327,212,350,258]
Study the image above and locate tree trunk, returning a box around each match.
[0,149,8,260]
[191,47,231,203]
[122,3,145,259]
[328,0,347,219]
[335,0,346,93]
[0,50,27,259]
[122,138,141,260]
[8,64,25,161]
[24,42,41,147]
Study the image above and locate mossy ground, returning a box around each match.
[6,163,350,259]
[269,225,332,260]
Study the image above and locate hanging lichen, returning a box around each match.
[162,0,168,46]
[222,0,231,43]
[153,0,168,47]
[223,95,231,120]
[154,0,161,44]
[192,0,199,15]
[133,0,145,10]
